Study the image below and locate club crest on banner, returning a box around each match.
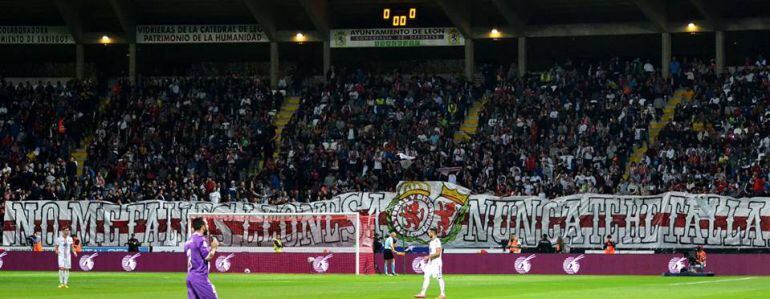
[514,255,536,274]
[308,254,333,273]
[447,28,462,45]
[0,251,7,269]
[215,254,235,272]
[122,253,141,272]
[386,182,470,243]
[333,31,347,47]
[668,257,688,273]
[563,254,585,275]
[412,256,429,274]
[79,253,99,271]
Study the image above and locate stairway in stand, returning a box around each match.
[272,96,301,158]
[625,89,689,176]
[250,96,301,175]
[71,137,90,176]
[453,97,487,143]
[71,96,110,175]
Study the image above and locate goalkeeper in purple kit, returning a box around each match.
[185,217,219,299]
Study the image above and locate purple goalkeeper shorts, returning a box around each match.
[187,278,218,299]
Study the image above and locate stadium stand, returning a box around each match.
[466,58,670,197]
[2,57,768,205]
[0,79,99,201]
[84,77,283,204]
[272,66,479,201]
[636,58,770,196]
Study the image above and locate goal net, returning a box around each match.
[187,212,375,275]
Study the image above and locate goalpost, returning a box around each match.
[187,212,374,275]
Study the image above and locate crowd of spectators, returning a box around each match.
[266,66,480,203]
[0,79,99,202]
[456,58,670,197]
[81,76,284,204]
[262,58,680,200]
[630,56,770,196]
[1,56,769,206]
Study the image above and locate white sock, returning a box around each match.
[420,275,430,294]
[391,261,396,274]
[64,270,69,285]
[58,270,64,284]
[384,262,388,274]
[438,277,445,295]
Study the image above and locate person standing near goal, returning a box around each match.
[383,231,398,276]
[415,228,445,299]
[185,217,219,299]
[55,227,76,288]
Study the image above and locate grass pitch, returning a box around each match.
[0,272,768,299]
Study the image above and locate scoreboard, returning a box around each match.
[382,7,417,27]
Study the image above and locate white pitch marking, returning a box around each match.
[668,277,754,286]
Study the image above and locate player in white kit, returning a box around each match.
[415,228,445,299]
[55,227,77,288]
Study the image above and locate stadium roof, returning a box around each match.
[1,0,769,43]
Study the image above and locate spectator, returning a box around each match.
[127,234,141,252]
[603,235,616,254]
[31,231,43,252]
[536,234,553,253]
[554,236,568,253]
[507,234,521,254]
[693,246,707,272]
[72,234,82,253]
[209,184,221,205]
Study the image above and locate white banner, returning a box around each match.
[0,26,73,44]
[3,182,769,249]
[136,24,268,44]
[331,27,465,48]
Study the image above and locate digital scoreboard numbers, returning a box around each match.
[383,8,416,27]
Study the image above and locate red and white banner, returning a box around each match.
[2,182,769,249]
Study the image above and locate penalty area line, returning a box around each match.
[667,277,754,286]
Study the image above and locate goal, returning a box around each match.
[187,212,375,275]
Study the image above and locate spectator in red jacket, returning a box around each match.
[752,174,766,196]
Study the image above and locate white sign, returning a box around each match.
[331,27,465,48]
[215,254,235,272]
[137,24,268,44]
[79,253,99,271]
[515,255,536,274]
[0,26,73,44]
[563,255,585,275]
[668,257,688,273]
[308,254,333,273]
[121,253,141,272]
[412,256,428,273]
